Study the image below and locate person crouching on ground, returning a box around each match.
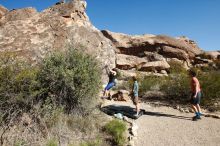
[103,66,117,98]
[132,76,140,116]
[189,70,202,121]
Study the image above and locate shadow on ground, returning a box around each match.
[143,111,191,121]
[101,104,192,120]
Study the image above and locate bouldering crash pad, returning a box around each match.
[101,104,145,119]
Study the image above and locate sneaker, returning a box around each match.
[197,115,201,120]
[135,111,140,117]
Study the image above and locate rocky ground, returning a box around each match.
[103,100,220,146]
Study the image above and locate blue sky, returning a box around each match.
[1,0,219,51]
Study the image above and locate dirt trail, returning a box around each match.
[103,100,220,146]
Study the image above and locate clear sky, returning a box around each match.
[1,0,219,51]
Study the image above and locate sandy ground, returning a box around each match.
[103,100,220,146]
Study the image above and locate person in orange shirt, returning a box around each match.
[189,70,202,121]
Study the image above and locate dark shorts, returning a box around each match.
[104,82,115,91]
[190,91,202,105]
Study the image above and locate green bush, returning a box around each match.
[139,73,190,103]
[0,48,101,124]
[14,140,27,146]
[39,98,64,129]
[0,52,41,122]
[104,119,127,146]
[0,49,106,145]
[214,60,220,70]
[161,73,190,102]
[168,60,187,74]
[80,138,102,146]
[46,138,58,146]
[198,71,220,106]
[67,114,101,133]
[139,68,220,108]
[38,48,101,113]
[139,76,164,95]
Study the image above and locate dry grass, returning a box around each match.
[0,110,110,146]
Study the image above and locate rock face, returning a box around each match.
[102,30,203,75]
[0,1,218,82]
[0,1,116,82]
[201,51,220,60]
[0,5,8,19]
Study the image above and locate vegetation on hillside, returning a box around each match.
[139,61,220,110]
[0,49,109,145]
[104,119,127,146]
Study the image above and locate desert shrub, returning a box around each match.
[166,62,189,101]
[38,48,101,113]
[66,114,101,133]
[46,138,58,146]
[140,69,220,107]
[139,76,164,96]
[161,73,190,102]
[38,98,64,129]
[167,60,187,74]
[139,72,190,103]
[104,119,127,146]
[14,140,27,146]
[80,138,102,146]
[214,60,220,70]
[198,71,220,106]
[0,52,41,123]
[0,49,106,145]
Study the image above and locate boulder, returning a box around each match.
[176,36,200,50]
[0,5,8,19]
[0,1,116,82]
[140,61,170,71]
[144,51,166,61]
[1,7,37,23]
[194,57,213,64]
[116,54,147,70]
[118,69,167,80]
[102,30,202,63]
[166,58,190,70]
[160,46,189,61]
[201,51,220,60]
[160,70,167,74]
[112,90,131,101]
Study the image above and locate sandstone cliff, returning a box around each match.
[0,1,219,81]
[102,30,220,76]
[0,1,115,82]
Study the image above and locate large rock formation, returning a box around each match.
[0,1,115,82]
[0,1,218,82]
[0,5,8,19]
[200,51,220,60]
[102,30,204,74]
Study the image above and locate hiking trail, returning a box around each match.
[102,100,220,146]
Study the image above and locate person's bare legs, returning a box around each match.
[103,90,109,97]
[196,104,202,119]
[136,103,140,115]
[192,104,202,120]
[191,105,198,120]
[192,105,198,113]
[196,104,201,113]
